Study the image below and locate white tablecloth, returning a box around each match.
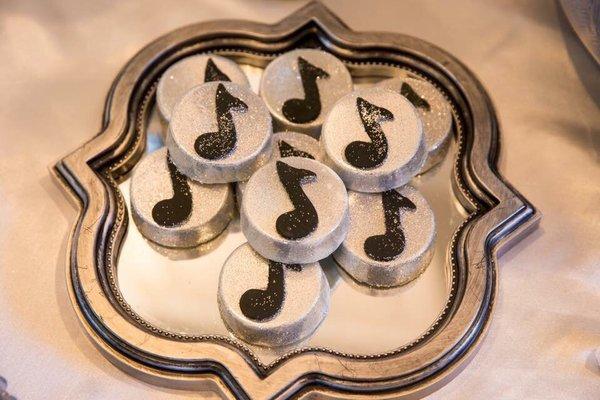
[1,0,599,398]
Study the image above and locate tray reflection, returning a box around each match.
[116,62,462,364]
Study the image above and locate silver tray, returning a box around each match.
[51,2,540,398]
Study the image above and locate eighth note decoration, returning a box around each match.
[130,148,234,248]
[218,243,330,347]
[333,185,436,287]
[260,49,353,137]
[241,157,349,264]
[321,86,426,192]
[235,131,324,209]
[157,54,250,123]
[167,82,273,183]
[377,76,453,172]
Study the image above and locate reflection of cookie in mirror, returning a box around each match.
[333,185,435,287]
[148,104,169,142]
[130,148,234,248]
[218,243,330,347]
[321,87,426,192]
[144,223,230,261]
[377,77,453,173]
[334,258,420,297]
[241,157,349,264]
[167,82,272,183]
[235,131,324,209]
[260,49,353,137]
[157,54,250,122]
[319,256,342,291]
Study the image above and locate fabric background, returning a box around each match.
[0,0,598,398]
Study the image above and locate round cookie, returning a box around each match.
[130,148,234,248]
[333,185,435,287]
[218,243,330,346]
[321,86,426,192]
[377,77,452,172]
[236,131,324,209]
[241,157,349,264]
[260,49,353,137]
[167,82,272,183]
[157,54,249,122]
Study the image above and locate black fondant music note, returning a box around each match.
[364,190,416,262]
[275,161,318,240]
[195,83,248,160]
[239,260,302,321]
[400,82,430,111]
[204,58,231,82]
[152,154,193,227]
[282,57,330,124]
[278,140,315,159]
[344,97,393,170]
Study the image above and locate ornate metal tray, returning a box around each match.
[51,2,539,398]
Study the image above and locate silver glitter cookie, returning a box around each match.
[333,185,435,287]
[235,131,324,209]
[167,82,273,183]
[218,243,330,346]
[130,148,234,248]
[321,86,426,192]
[241,157,349,264]
[260,49,353,137]
[377,77,452,172]
[157,54,249,122]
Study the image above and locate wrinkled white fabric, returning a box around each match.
[0,1,598,399]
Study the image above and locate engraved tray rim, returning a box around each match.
[51,2,540,398]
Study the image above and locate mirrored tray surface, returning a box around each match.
[117,63,462,364]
